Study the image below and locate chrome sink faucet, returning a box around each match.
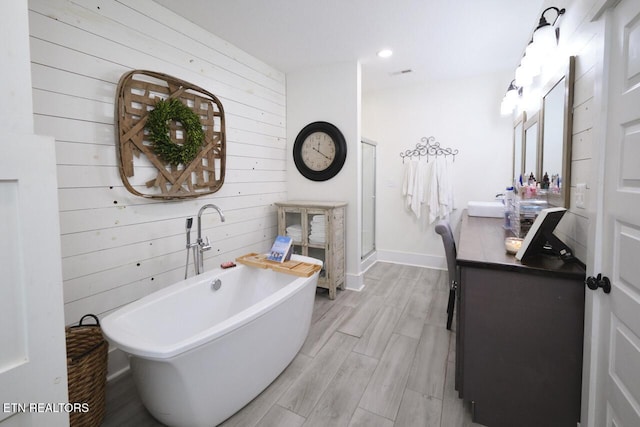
[195,204,225,275]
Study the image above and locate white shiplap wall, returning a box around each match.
[522,0,604,263]
[28,0,287,325]
[552,0,603,263]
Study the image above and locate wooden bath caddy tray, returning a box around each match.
[235,253,321,277]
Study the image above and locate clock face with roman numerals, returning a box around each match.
[293,122,347,181]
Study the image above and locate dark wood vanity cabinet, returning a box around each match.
[456,212,585,427]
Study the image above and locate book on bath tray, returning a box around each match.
[267,235,293,263]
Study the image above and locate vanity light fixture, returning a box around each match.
[501,6,566,115]
[377,49,393,58]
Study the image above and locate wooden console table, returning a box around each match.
[456,211,585,427]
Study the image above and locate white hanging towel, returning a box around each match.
[410,159,429,218]
[443,156,455,215]
[427,158,440,223]
[402,160,418,210]
[428,156,455,223]
[402,159,430,219]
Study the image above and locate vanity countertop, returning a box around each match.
[457,210,585,279]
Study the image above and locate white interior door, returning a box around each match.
[0,135,69,426]
[1,1,69,424]
[593,0,640,425]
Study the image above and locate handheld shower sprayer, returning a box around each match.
[186,217,193,246]
[185,217,194,279]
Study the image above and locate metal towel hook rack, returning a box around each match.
[400,136,459,163]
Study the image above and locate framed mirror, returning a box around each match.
[513,113,526,184]
[523,112,540,185]
[540,56,575,207]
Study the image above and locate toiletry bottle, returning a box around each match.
[504,186,514,228]
[542,172,550,189]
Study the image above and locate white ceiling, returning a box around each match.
[153,0,545,92]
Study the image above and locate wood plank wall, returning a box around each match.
[28,0,287,325]
[553,0,603,263]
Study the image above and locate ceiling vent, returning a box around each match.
[390,69,413,76]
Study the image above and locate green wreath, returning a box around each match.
[145,98,205,166]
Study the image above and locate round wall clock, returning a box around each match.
[293,121,347,181]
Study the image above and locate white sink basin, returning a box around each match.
[467,201,504,218]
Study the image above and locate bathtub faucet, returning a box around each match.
[195,204,226,275]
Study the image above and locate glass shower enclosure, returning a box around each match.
[361,140,376,259]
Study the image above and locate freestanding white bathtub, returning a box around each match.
[102,255,321,427]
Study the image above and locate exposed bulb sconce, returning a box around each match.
[515,55,533,87]
[523,40,541,77]
[530,7,565,60]
[500,80,522,115]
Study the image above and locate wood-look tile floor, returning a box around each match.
[102,262,485,427]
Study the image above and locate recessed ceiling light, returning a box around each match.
[377,49,393,58]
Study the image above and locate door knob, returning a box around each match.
[585,273,611,294]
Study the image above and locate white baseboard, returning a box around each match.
[345,272,365,291]
[344,251,380,291]
[360,251,377,273]
[345,250,444,292]
[375,249,446,270]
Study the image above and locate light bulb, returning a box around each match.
[521,52,540,78]
[515,63,532,87]
[533,25,556,57]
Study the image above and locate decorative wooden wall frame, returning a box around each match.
[115,70,226,199]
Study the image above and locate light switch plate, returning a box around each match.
[575,183,587,209]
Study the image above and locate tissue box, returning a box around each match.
[467,201,504,218]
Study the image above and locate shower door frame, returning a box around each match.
[361,139,377,260]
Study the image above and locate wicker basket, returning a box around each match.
[66,314,108,427]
